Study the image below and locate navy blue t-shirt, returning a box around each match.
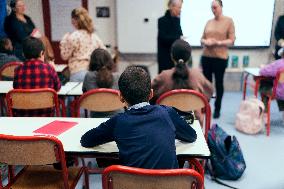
[80,105,197,169]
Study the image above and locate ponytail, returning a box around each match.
[172,60,190,89]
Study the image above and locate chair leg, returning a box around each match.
[266,98,271,136]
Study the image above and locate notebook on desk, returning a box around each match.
[33,120,78,136]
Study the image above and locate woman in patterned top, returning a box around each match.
[60,7,106,82]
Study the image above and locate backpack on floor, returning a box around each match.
[235,97,265,134]
[206,124,246,183]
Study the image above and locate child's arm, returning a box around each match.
[80,119,115,147]
[167,107,197,143]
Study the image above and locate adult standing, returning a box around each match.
[274,15,284,60]
[60,7,105,82]
[200,0,235,118]
[4,0,35,61]
[4,0,54,62]
[157,0,183,73]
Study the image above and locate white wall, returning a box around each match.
[88,0,116,48]
[116,0,165,53]
[24,0,284,67]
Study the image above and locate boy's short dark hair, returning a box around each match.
[0,37,10,53]
[118,66,151,106]
[22,37,45,60]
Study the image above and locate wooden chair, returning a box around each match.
[156,89,211,140]
[0,62,23,115]
[261,68,284,136]
[0,134,88,189]
[102,165,204,189]
[6,88,60,117]
[73,88,125,117]
[0,61,23,81]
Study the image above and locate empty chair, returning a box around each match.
[0,134,88,189]
[102,165,203,189]
[6,88,61,117]
[156,89,211,140]
[73,88,124,117]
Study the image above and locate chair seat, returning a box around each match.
[11,165,83,189]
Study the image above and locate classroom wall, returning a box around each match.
[25,0,284,67]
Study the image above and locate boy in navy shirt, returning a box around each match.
[80,66,196,169]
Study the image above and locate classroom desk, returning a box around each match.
[54,64,67,73]
[0,81,80,96]
[67,82,83,96]
[0,117,210,159]
[243,67,261,100]
[242,67,275,100]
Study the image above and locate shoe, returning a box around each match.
[213,110,220,119]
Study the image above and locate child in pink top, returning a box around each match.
[259,47,284,115]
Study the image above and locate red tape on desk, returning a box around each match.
[33,121,78,136]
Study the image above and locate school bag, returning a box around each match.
[206,124,246,188]
[235,97,265,134]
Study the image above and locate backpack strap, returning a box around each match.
[206,160,239,189]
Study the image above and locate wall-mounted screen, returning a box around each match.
[181,0,275,47]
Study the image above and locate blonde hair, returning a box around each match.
[71,7,94,34]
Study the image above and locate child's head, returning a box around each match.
[22,37,45,60]
[118,66,152,106]
[171,39,192,65]
[171,39,192,89]
[89,48,114,88]
[0,37,13,54]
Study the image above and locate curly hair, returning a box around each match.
[119,66,151,106]
[71,7,94,34]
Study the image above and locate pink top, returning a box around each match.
[259,58,284,100]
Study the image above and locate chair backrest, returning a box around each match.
[102,165,203,189]
[272,68,284,99]
[0,134,65,165]
[0,134,70,189]
[6,88,60,117]
[0,62,23,80]
[74,88,124,117]
[156,89,211,139]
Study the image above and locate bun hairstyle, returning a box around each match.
[171,39,192,89]
[10,0,17,8]
[71,7,94,34]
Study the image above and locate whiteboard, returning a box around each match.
[180,0,275,47]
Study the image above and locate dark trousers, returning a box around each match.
[201,56,228,113]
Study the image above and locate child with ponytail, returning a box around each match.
[152,39,213,103]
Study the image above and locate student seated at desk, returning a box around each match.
[82,48,120,92]
[13,37,61,116]
[81,66,197,169]
[151,39,213,122]
[259,47,284,119]
[0,37,20,68]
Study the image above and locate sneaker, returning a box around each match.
[213,110,220,119]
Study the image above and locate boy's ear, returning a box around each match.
[149,89,154,100]
[118,91,125,103]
